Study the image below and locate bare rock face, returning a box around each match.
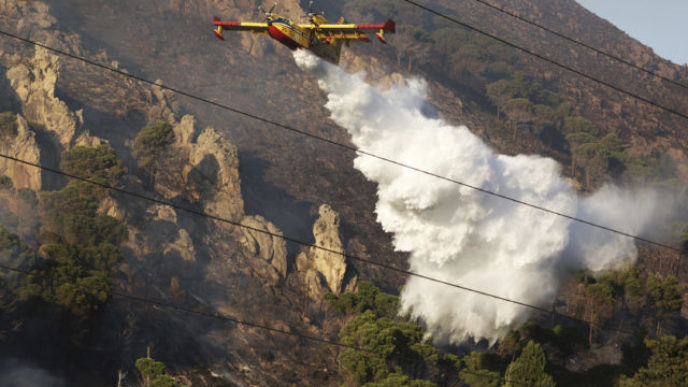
[240,215,288,280]
[131,203,197,262]
[147,83,177,124]
[4,47,84,148]
[149,115,245,223]
[296,204,349,297]
[173,114,195,145]
[187,126,244,222]
[163,228,196,262]
[0,114,41,190]
[96,196,126,221]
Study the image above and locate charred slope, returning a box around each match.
[1,0,687,384]
[0,2,359,385]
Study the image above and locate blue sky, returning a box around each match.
[576,0,688,65]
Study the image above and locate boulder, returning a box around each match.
[296,204,349,297]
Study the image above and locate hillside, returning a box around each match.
[0,0,687,386]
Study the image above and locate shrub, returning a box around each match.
[61,144,125,185]
[0,112,18,137]
[17,188,37,207]
[0,175,13,190]
[133,122,175,175]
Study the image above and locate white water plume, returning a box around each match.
[294,50,675,344]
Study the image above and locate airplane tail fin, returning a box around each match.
[383,19,395,33]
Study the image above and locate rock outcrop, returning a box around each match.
[149,114,245,223]
[240,215,288,281]
[0,114,41,190]
[187,126,244,222]
[4,47,85,148]
[127,203,197,263]
[163,228,196,262]
[295,204,354,298]
[141,114,290,282]
[147,83,178,125]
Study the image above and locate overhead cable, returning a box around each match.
[0,29,680,254]
[0,263,525,386]
[0,151,646,337]
[470,0,688,90]
[398,0,688,121]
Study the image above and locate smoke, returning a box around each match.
[0,358,66,387]
[293,51,676,344]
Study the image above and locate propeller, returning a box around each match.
[257,2,277,19]
[303,1,315,19]
[303,1,324,22]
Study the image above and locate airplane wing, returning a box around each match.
[213,17,269,40]
[301,19,396,43]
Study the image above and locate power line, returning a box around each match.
[0,264,350,346]
[0,29,680,255]
[0,22,655,385]
[470,0,688,91]
[0,151,642,338]
[116,291,522,385]
[0,263,523,386]
[398,0,688,121]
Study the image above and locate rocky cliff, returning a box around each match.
[4,47,91,148]
[0,2,357,384]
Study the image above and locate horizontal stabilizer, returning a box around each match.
[375,32,387,44]
[213,26,225,40]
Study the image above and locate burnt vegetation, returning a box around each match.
[1,0,687,385]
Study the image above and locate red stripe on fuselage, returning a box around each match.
[355,24,385,29]
[214,21,241,27]
[268,23,300,50]
[356,20,395,33]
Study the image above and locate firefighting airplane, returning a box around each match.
[212,2,395,64]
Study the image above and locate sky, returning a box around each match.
[576,0,688,65]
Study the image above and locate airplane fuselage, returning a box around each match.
[212,13,394,65]
[267,18,342,64]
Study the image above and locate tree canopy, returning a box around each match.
[504,340,555,387]
[17,145,126,315]
[61,144,125,188]
[326,282,437,386]
[136,356,179,387]
[619,336,688,386]
[133,121,176,176]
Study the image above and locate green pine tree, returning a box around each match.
[619,335,688,386]
[136,356,179,387]
[503,341,555,387]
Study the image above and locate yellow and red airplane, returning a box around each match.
[213,3,395,64]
